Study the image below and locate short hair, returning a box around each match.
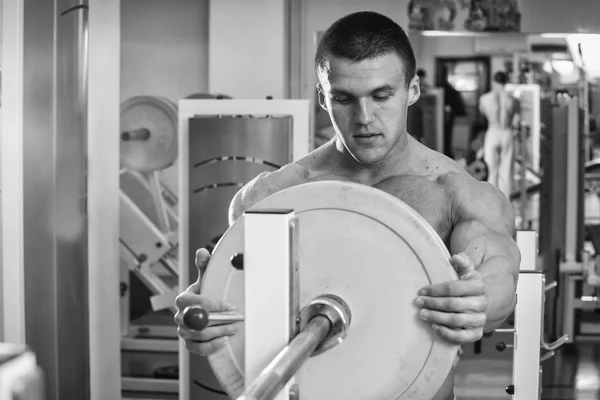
[493,71,509,85]
[315,11,417,87]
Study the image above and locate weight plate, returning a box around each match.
[120,96,178,172]
[201,181,459,400]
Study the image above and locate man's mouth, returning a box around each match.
[353,133,381,138]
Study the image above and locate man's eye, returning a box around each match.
[333,96,351,104]
[373,94,391,101]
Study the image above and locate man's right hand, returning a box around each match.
[174,248,242,356]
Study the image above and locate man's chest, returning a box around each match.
[374,176,453,242]
[305,173,453,243]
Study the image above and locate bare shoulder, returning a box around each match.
[410,138,467,178]
[439,171,515,235]
[228,162,310,224]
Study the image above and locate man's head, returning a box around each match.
[492,71,509,90]
[315,11,420,166]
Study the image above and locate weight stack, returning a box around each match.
[186,115,294,399]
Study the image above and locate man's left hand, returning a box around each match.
[415,252,488,344]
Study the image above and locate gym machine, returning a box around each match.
[505,83,542,231]
[543,98,600,344]
[178,99,310,400]
[119,94,245,397]
[119,95,181,396]
[180,182,564,400]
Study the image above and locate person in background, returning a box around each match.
[441,69,467,158]
[417,68,431,93]
[479,71,521,197]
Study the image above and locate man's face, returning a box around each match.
[318,52,420,165]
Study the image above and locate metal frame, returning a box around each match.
[495,231,569,399]
[2,2,122,399]
[505,84,542,174]
[430,88,445,154]
[119,170,180,396]
[565,99,581,262]
[557,99,600,342]
[1,0,26,345]
[88,1,122,399]
[244,210,298,399]
[178,99,310,400]
[512,271,544,399]
[119,189,178,312]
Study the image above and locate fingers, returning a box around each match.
[185,248,212,295]
[451,253,476,277]
[431,324,484,345]
[174,291,236,326]
[196,248,211,271]
[178,322,242,342]
[415,295,487,313]
[174,290,241,357]
[185,336,230,356]
[419,279,485,297]
[419,308,486,329]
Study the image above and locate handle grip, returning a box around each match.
[182,305,244,331]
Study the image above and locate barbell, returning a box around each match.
[183,181,461,400]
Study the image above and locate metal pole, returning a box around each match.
[238,315,331,400]
[519,125,527,229]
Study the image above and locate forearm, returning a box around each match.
[477,255,518,332]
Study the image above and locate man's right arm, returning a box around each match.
[227,163,309,226]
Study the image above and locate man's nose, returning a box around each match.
[353,99,375,125]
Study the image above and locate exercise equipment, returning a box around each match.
[187,181,461,400]
[488,231,568,399]
[465,158,489,181]
[179,99,311,400]
[120,96,178,173]
[119,95,181,397]
[184,219,564,400]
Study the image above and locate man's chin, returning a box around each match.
[350,150,386,166]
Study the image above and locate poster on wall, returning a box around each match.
[408,0,521,33]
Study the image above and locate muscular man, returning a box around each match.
[175,11,520,400]
[479,71,521,197]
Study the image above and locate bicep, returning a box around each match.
[227,171,271,226]
[450,218,518,266]
[227,190,243,226]
[449,181,519,268]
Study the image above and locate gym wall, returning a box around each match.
[121,0,209,103]
[121,0,209,194]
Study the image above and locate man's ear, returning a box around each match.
[317,83,328,112]
[407,75,421,106]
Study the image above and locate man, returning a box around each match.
[417,68,430,93]
[440,67,467,159]
[479,71,520,197]
[175,11,520,400]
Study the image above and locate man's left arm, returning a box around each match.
[416,175,521,343]
[449,184,521,332]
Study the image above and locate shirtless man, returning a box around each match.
[479,71,521,197]
[175,11,520,400]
